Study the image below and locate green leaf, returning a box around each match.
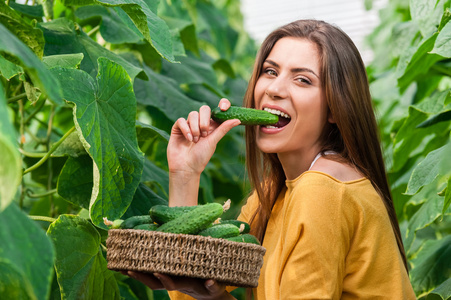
[405,145,446,195]
[47,215,120,300]
[0,202,55,300]
[0,258,36,300]
[51,58,145,227]
[410,0,446,37]
[426,277,451,300]
[410,235,451,296]
[75,6,142,44]
[431,16,451,57]
[40,18,145,80]
[404,190,444,253]
[0,54,23,79]
[0,1,45,58]
[161,52,218,88]
[63,0,175,62]
[52,130,87,157]
[8,2,44,18]
[57,155,93,209]
[134,65,204,121]
[0,83,22,211]
[42,53,84,69]
[141,159,169,196]
[397,32,443,92]
[122,182,167,219]
[0,24,63,104]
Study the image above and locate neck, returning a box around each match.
[278,147,322,180]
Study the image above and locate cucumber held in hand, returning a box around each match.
[211,106,279,126]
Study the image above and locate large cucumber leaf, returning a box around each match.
[0,24,63,104]
[62,0,175,62]
[134,65,204,122]
[51,57,144,227]
[0,83,22,211]
[75,6,142,44]
[47,215,120,300]
[0,202,55,300]
[40,18,145,80]
[57,155,93,209]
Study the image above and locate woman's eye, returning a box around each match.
[296,77,311,85]
[264,69,277,76]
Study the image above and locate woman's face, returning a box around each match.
[254,37,332,157]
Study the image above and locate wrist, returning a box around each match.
[168,171,201,207]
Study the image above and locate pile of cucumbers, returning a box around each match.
[105,202,260,245]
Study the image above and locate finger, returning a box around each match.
[209,119,241,145]
[187,111,200,143]
[127,271,164,290]
[205,279,226,296]
[219,98,231,111]
[153,273,178,291]
[199,105,211,137]
[173,118,193,142]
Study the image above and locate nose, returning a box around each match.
[265,77,288,100]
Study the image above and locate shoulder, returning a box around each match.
[309,156,364,182]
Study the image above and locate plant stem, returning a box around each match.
[28,215,57,223]
[24,97,47,125]
[26,188,57,198]
[19,148,47,157]
[7,92,27,104]
[88,25,100,37]
[23,126,75,174]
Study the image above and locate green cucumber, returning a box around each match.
[111,219,124,229]
[198,224,240,238]
[225,234,261,245]
[149,205,197,225]
[211,106,279,126]
[157,203,224,234]
[120,215,152,229]
[219,220,250,234]
[133,223,159,231]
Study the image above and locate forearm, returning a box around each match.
[168,171,201,207]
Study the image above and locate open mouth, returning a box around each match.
[263,107,291,128]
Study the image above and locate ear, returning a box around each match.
[328,113,336,124]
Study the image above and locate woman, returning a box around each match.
[124,19,416,299]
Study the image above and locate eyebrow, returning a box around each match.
[264,59,320,79]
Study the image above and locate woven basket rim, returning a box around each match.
[106,229,266,288]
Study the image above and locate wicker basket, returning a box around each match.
[106,229,266,288]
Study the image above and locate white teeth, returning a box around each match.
[265,125,278,129]
[264,107,291,119]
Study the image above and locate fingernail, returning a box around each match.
[153,273,161,280]
[193,136,199,143]
[202,131,207,137]
[205,279,214,287]
[220,103,226,110]
[187,133,193,142]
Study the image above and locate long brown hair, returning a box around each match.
[243,19,408,271]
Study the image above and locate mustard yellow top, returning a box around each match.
[169,171,416,300]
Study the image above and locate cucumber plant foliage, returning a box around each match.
[0,0,450,299]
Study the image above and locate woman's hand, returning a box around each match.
[123,271,235,300]
[167,99,239,206]
[167,99,238,175]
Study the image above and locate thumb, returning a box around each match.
[209,119,241,145]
